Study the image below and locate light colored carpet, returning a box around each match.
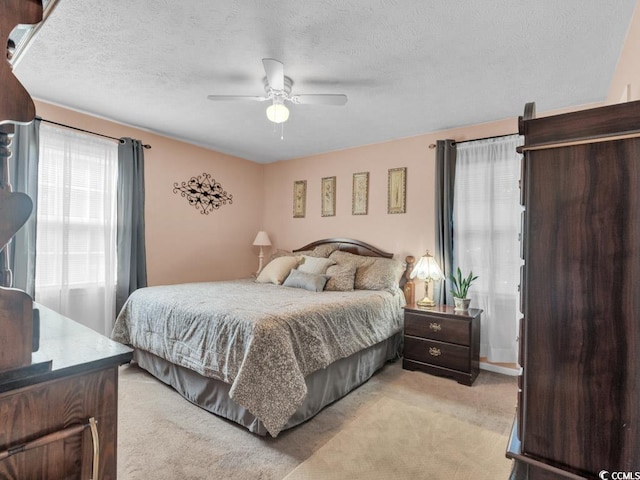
[118,361,517,479]
[283,396,511,480]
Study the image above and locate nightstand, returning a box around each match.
[402,304,481,386]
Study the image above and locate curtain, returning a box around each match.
[434,139,456,305]
[116,138,147,316]
[453,135,523,363]
[8,119,40,296]
[35,123,118,335]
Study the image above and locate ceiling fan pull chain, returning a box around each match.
[270,118,284,140]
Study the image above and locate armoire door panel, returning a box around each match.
[522,139,640,474]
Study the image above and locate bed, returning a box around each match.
[111,238,413,437]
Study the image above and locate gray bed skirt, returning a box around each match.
[133,332,402,436]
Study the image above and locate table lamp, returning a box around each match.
[252,231,272,274]
[410,251,444,307]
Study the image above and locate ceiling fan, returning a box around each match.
[207,58,348,124]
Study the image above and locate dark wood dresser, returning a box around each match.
[402,304,481,386]
[507,101,640,478]
[0,305,133,479]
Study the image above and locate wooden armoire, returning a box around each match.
[0,2,132,478]
[506,101,640,478]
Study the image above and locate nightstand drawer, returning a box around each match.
[405,312,470,346]
[404,336,470,372]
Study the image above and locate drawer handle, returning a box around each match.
[429,322,442,332]
[0,417,98,472]
[429,347,442,357]
[89,417,100,480]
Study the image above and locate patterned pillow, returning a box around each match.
[270,248,318,262]
[298,255,336,274]
[255,256,301,285]
[269,249,293,262]
[312,243,340,258]
[328,250,374,269]
[354,257,405,292]
[282,269,329,292]
[324,264,357,291]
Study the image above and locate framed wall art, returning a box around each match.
[388,167,407,214]
[293,180,307,218]
[321,176,336,217]
[352,172,369,215]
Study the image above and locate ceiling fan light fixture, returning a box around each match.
[207,59,347,126]
[266,100,289,123]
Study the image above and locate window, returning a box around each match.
[35,123,118,335]
[453,135,523,363]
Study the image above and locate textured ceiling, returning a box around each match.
[14,0,637,163]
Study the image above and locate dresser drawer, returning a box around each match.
[404,312,470,346]
[0,368,118,479]
[404,336,470,372]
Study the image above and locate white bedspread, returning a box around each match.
[111,279,404,436]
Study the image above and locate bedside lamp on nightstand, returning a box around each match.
[252,231,272,274]
[410,251,444,307]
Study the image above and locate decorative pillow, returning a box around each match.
[293,249,316,257]
[269,249,293,262]
[256,256,301,285]
[312,243,340,258]
[271,248,322,262]
[283,269,328,292]
[328,250,374,270]
[354,257,405,292]
[324,264,357,291]
[298,255,336,275]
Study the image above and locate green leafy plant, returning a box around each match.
[449,267,478,299]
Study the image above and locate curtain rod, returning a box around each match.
[36,116,151,149]
[428,132,518,149]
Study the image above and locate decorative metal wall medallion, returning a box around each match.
[173,173,233,214]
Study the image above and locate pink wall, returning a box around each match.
[262,118,517,299]
[607,1,640,103]
[35,101,265,286]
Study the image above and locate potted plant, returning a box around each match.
[449,267,478,311]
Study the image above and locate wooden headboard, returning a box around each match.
[293,238,415,304]
[294,237,393,258]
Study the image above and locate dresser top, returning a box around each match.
[0,304,132,393]
[404,304,482,319]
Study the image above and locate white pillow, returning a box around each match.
[256,256,301,285]
[298,255,336,275]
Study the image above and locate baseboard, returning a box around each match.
[480,361,521,376]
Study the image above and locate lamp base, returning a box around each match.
[256,248,265,276]
[416,296,436,308]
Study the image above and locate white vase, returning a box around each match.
[453,297,471,311]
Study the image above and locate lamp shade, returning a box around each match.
[266,100,289,123]
[252,231,272,247]
[410,251,444,281]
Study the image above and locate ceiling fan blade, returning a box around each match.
[207,95,268,102]
[262,58,284,91]
[290,94,348,106]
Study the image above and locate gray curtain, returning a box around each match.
[434,139,456,305]
[116,138,147,315]
[8,119,40,296]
